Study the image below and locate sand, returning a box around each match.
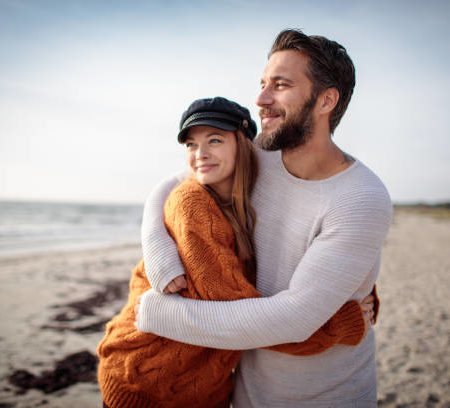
[0,210,449,407]
[376,210,450,407]
[0,244,142,408]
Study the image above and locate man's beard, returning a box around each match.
[255,95,317,151]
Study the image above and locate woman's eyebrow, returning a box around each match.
[206,132,224,137]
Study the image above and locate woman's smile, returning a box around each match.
[196,163,218,172]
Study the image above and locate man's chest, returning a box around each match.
[251,177,324,294]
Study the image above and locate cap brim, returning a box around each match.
[178,119,237,143]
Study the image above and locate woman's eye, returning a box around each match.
[209,138,222,144]
[185,142,195,149]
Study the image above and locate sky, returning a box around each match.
[1,0,449,204]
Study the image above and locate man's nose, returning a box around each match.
[256,86,274,107]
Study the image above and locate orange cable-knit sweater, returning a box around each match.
[97,178,373,408]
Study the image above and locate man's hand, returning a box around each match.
[163,275,188,294]
[360,294,375,335]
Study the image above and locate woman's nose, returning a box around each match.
[196,144,209,159]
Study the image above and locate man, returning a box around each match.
[137,29,392,406]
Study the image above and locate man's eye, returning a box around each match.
[275,82,287,89]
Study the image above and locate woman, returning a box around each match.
[97,97,375,408]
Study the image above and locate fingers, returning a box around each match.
[363,312,370,326]
[172,275,188,291]
[360,301,374,312]
[166,281,178,294]
[361,295,376,333]
[362,300,376,334]
[361,294,374,305]
[360,294,375,314]
[363,312,370,333]
[163,275,188,294]
[363,309,375,324]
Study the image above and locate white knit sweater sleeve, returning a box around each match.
[137,187,392,349]
[141,172,187,293]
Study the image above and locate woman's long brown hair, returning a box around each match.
[204,130,259,285]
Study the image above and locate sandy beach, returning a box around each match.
[0,209,449,407]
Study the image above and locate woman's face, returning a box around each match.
[184,125,237,200]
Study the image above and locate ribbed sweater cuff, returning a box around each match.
[99,369,160,408]
[144,242,185,294]
[333,300,365,346]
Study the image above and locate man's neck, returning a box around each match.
[281,132,354,181]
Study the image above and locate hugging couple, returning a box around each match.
[97,28,392,408]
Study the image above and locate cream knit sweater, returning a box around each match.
[139,148,392,407]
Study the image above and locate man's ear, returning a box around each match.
[317,88,339,115]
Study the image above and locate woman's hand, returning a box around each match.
[163,275,187,294]
[360,294,375,335]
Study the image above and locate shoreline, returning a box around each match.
[0,241,141,262]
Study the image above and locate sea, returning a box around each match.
[0,200,143,258]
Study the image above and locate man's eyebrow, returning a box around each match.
[272,75,294,83]
[260,75,294,85]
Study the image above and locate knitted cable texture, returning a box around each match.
[97,178,367,408]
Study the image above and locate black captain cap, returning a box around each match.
[178,97,257,143]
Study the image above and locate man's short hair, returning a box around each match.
[270,29,356,134]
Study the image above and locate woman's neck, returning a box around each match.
[207,181,233,203]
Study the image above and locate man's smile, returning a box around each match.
[259,109,284,127]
